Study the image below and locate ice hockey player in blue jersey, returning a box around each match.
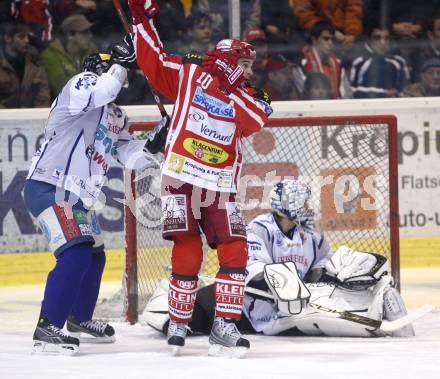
[24,35,169,355]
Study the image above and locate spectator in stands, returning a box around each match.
[301,21,352,99]
[178,12,214,55]
[49,0,95,28]
[293,0,363,45]
[245,27,270,88]
[403,57,440,97]
[302,72,332,100]
[350,22,409,98]
[40,14,97,99]
[266,62,304,101]
[11,0,53,43]
[363,1,440,82]
[422,14,440,60]
[244,27,303,100]
[0,22,50,108]
[191,0,260,41]
[410,13,440,82]
[154,0,186,52]
[260,0,300,57]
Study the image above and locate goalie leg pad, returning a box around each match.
[141,279,170,333]
[214,269,246,320]
[168,274,198,323]
[264,262,311,316]
[383,287,415,337]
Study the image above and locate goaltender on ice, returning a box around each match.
[23,35,169,355]
[143,179,415,339]
[128,0,273,357]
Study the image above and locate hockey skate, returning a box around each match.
[32,317,79,355]
[208,317,250,358]
[66,314,115,343]
[167,320,190,355]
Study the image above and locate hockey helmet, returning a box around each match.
[214,39,256,65]
[82,53,112,75]
[270,179,311,221]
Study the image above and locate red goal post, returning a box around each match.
[123,115,399,324]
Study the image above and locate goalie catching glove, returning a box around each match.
[264,262,311,316]
[325,246,389,290]
[143,114,170,154]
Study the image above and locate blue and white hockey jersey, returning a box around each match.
[27,66,154,207]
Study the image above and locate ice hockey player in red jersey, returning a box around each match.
[128,0,273,357]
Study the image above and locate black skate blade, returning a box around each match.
[31,340,79,356]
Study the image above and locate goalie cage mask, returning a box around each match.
[271,179,312,222]
[83,53,113,76]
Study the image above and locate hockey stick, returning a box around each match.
[308,303,435,332]
[112,0,168,117]
[199,275,435,333]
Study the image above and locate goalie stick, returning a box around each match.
[112,0,169,118]
[308,303,435,333]
[199,275,435,333]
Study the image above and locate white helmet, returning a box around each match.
[270,179,311,221]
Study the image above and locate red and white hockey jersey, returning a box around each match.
[133,20,270,192]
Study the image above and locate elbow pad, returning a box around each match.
[106,64,128,86]
[93,65,127,106]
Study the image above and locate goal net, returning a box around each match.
[98,115,399,323]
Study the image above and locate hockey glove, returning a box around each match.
[325,246,389,290]
[202,51,246,92]
[128,0,160,24]
[111,34,136,69]
[247,86,273,116]
[254,88,271,104]
[143,114,170,154]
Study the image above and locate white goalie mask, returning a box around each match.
[270,179,311,221]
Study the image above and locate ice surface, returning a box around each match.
[1,281,439,379]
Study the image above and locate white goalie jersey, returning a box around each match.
[246,213,332,283]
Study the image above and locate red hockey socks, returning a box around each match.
[168,274,198,322]
[214,270,246,320]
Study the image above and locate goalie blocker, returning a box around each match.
[142,247,416,338]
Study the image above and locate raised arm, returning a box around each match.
[233,87,272,137]
[128,0,182,101]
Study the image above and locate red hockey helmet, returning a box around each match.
[214,39,256,65]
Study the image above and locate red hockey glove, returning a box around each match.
[202,51,245,92]
[128,0,160,24]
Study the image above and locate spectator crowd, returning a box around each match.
[2,0,440,108]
